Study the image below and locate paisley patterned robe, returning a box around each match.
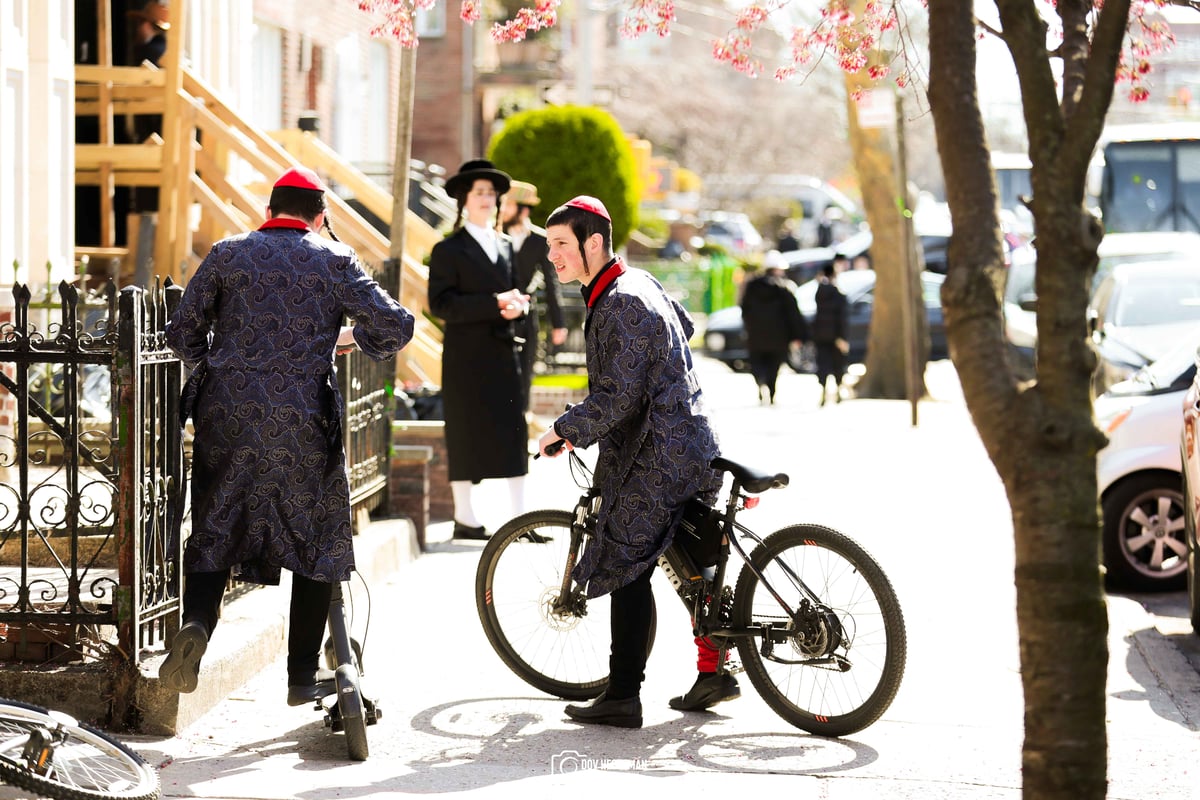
[166,220,414,584]
[554,261,722,597]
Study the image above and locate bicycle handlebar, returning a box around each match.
[534,438,567,459]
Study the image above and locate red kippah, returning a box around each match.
[565,195,611,222]
[274,166,325,192]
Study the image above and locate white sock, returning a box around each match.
[451,481,482,528]
[507,475,527,518]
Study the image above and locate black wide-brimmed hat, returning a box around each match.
[444,159,511,199]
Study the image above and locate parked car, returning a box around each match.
[701,212,763,257]
[1180,350,1200,630]
[1096,337,1197,591]
[1090,258,1200,394]
[1004,231,1200,379]
[702,270,948,373]
[781,229,872,285]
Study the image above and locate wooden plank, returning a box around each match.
[191,102,285,182]
[76,84,164,101]
[273,130,394,225]
[74,64,166,87]
[193,148,263,231]
[75,144,162,170]
[171,103,196,283]
[75,170,162,187]
[154,1,187,284]
[189,174,252,235]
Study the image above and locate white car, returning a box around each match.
[1095,337,1198,591]
[1004,231,1200,379]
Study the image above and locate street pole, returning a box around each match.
[895,91,919,426]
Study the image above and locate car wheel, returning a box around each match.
[1102,474,1188,592]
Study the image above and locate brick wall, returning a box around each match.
[390,420,453,536]
[412,13,469,171]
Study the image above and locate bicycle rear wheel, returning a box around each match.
[733,524,906,737]
[0,698,160,800]
[475,510,656,700]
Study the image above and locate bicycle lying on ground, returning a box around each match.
[0,697,160,800]
[298,576,382,761]
[475,446,907,736]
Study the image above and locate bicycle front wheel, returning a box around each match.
[733,524,906,737]
[0,698,160,800]
[475,510,656,700]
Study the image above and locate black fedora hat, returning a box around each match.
[444,159,511,199]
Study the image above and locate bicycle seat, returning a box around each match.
[712,456,789,493]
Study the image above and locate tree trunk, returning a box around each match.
[842,14,928,400]
[389,47,418,275]
[926,2,1123,797]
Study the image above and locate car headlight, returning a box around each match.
[706,333,726,351]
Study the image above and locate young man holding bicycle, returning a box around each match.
[537,196,739,728]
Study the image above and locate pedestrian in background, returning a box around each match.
[500,180,568,416]
[428,160,531,540]
[537,196,735,728]
[813,262,850,405]
[161,166,414,705]
[776,223,800,253]
[740,249,808,405]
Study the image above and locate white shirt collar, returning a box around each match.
[464,220,499,261]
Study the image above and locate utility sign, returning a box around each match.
[855,88,895,130]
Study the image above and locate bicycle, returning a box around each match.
[0,697,160,800]
[299,577,382,761]
[475,446,907,737]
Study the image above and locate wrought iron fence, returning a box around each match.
[340,257,401,518]
[0,269,396,666]
[0,279,182,664]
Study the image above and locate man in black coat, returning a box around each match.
[740,250,808,405]
[812,261,850,405]
[500,181,567,413]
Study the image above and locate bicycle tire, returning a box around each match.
[733,524,906,737]
[475,509,657,700]
[0,698,160,800]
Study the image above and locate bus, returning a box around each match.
[992,152,1033,237]
[1090,122,1200,234]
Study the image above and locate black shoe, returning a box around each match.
[452,523,489,540]
[669,672,741,711]
[517,530,553,543]
[564,693,643,728]
[159,620,208,694]
[287,668,336,706]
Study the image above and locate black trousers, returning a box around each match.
[815,343,847,389]
[607,566,655,700]
[182,569,333,682]
[748,351,787,400]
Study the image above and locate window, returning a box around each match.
[416,6,446,38]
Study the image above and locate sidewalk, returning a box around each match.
[5,362,1197,799]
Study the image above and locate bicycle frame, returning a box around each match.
[689,481,852,670]
[547,462,841,667]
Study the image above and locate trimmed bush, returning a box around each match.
[488,105,640,249]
